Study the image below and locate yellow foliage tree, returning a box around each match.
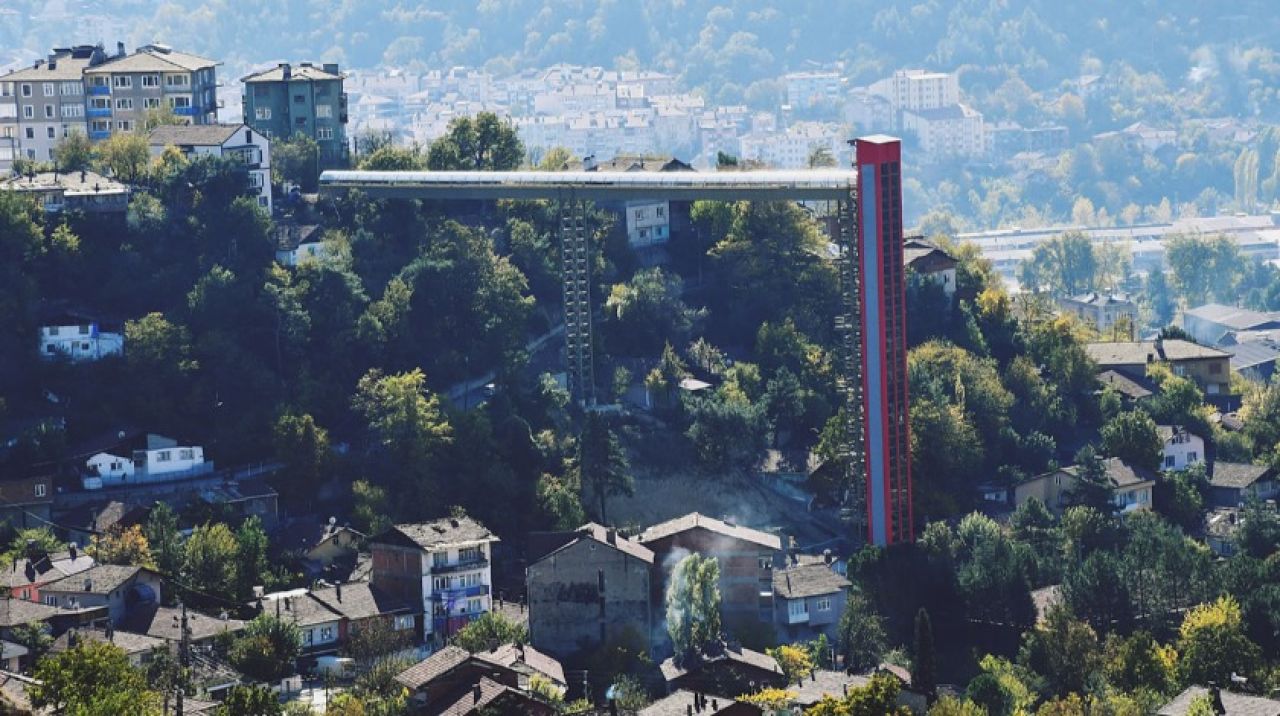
[769,644,815,683]
[740,687,797,710]
[89,525,155,568]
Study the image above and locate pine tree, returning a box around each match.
[913,608,937,698]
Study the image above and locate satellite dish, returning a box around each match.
[328,516,337,525]
[117,430,126,439]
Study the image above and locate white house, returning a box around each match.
[1158,426,1204,472]
[146,123,271,213]
[625,200,669,248]
[83,433,209,489]
[39,314,123,362]
[274,224,328,266]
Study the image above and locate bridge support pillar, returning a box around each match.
[834,196,867,544]
[560,199,595,406]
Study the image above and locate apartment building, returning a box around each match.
[0,45,107,165]
[81,44,220,138]
[784,71,843,111]
[870,69,960,122]
[900,104,985,159]
[241,62,348,168]
[369,518,498,648]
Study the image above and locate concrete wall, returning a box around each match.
[526,538,652,659]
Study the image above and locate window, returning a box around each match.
[22,106,33,119]
[1164,455,1175,469]
[1188,452,1198,463]
[43,83,55,97]
[316,127,333,140]
[112,76,132,89]
[44,105,53,119]
[465,598,481,613]
[90,97,109,109]
[316,104,332,119]
[141,75,160,87]
[116,120,132,132]
[178,448,194,460]
[115,98,133,110]
[788,600,806,617]
[394,615,414,631]
[461,573,480,588]
[294,94,305,103]
[432,551,448,567]
[816,597,832,612]
[47,326,59,336]
[61,105,84,118]
[459,546,481,562]
[319,627,333,641]
[89,76,108,87]
[24,127,33,139]
[1210,363,1222,374]
[60,82,81,96]
[432,576,449,591]
[303,629,313,645]
[46,127,54,139]
[91,120,109,132]
[0,83,10,97]
[168,96,191,109]
[656,205,666,218]
[34,483,45,497]
[44,596,57,606]
[255,107,272,120]
[20,84,31,97]
[143,97,160,109]
[165,74,189,87]
[156,450,171,462]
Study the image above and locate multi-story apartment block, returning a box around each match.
[870,69,960,123]
[0,45,107,166]
[241,63,348,168]
[784,71,843,111]
[900,104,985,159]
[369,518,498,648]
[81,44,220,139]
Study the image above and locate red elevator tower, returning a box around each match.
[855,136,913,546]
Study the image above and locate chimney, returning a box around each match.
[711,699,718,710]
[607,528,617,545]
[472,684,481,704]
[281,63,291,81]
[323,63,339,75]
[69,544,77,560]
[116,42,125,58]
[335,582,342,602]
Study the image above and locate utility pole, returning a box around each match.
[175,602,190,716]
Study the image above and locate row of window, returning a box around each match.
[786,597,833,615]
[254,105,334,120]
[431,572,483,591]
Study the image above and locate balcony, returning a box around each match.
[86,108,111,119]
[87,85,110,96]
[431,584,489,601]
[430,557,488,574]
[173,106,198,117]
[88,130,110,141]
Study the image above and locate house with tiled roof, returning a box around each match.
[527,522,655,659]
[659,642,786,697]
[0,545,94,603]
[395,644,556,713]
[146,123,271,212]
[51,625,165,667]
[1209,462,1278,508]
[903,238,958,297]
[1085,339,1231,395]
[1157,425,1205,472]
[40,564,161,625]
[82,44,220,134]
[1159,685,1280,716]
[772,561,851,642]
[1059,292,1137,338]
[639,690,761,716]
[1014,457,1156,515]
[370,517,498,647]
[122,604,244,646]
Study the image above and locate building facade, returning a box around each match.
[146,123,271,211]
[526,523,654,659]
[81,44,220,139]
[369,518,497,647]
[1158,425,1204,472]
[82,434,209,489]
[900,104,985,159]
[1084,339,1232,395]
[0,45,106,165]
[1014,458,1156,515]
[1058,292,1138,339]
[0,170,130,214]
[771,562,850,643]
[39,313,124,362]
[856,136,913,546]
[241,63,348,168]
[869,70,960,126]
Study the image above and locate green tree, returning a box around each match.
[352,368,452,517]
[666,554,722,662]
[1100,411,1162,472]
[31,641,160,715]
[1176,596,1262,687]
[272,412,331,502]
[94,131,151,183]
[184,522,239,603]
[807,672,911,716]
[346,618,412,668]
[451,612,528,653]
[837,589,887,673]
[352,479,392,535]
[54,129,94,172]
[603,267,698,356]
[1019,232,1096,296]
[144,502,183,584]
[217,684,283,716]
[235,516,270,602]
[578,412,633,524]
[10,621,53,664]
[928,696,988,716]
[273,134,321,191]
[358,144,426,171]
[913,608,938,697]
[426,112,523,171]
[1066,445,1116,513]
[90,525,155,568]
[230,615,303,682]
[1165,234,1243,307]
[1017,604,1101,697]
[536,471,586,530]
[1103,630,1174,696]
[684,391,768,473]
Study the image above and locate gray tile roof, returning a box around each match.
[1211,462,1274,489]
[792,670,872,707]
[536,523,654,565]
[1097,370,1156,400]
[638,690,750,715]
[308,582,409,621]
[1184,303,1280,331]
[638,512,782,551]
[242,64,342,83]
[1085,339,1229,366]
[378,518,498,552]
[1229,340,1280,371]
[0,598,61,627]
[122,605,245,642]
[1159,686,1280,716]
[84,48,216,74]
[147,124,248,148]
[42,564,146,595]
[0,171,129,197]
[395,645,472,690]
[772,563,851,600]
[476,643,566,686]
[2,55,96,81]
[659,643,780,682]
[1062,457,1156,489]
[51,627,165,656]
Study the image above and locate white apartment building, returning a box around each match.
[1158,426,1204,472]
[626,200,670,248]
[901,104,985,159]
[784,71,843,111]
[1057,292,1139,338]
[737,121,846,169]
[39,313,123,362]
[369,518,499,648]
[146,123,271,212]
[870,69,960,122]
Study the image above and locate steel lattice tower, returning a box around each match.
[560,199,595,406]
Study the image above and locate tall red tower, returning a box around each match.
[855,136,913,546]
